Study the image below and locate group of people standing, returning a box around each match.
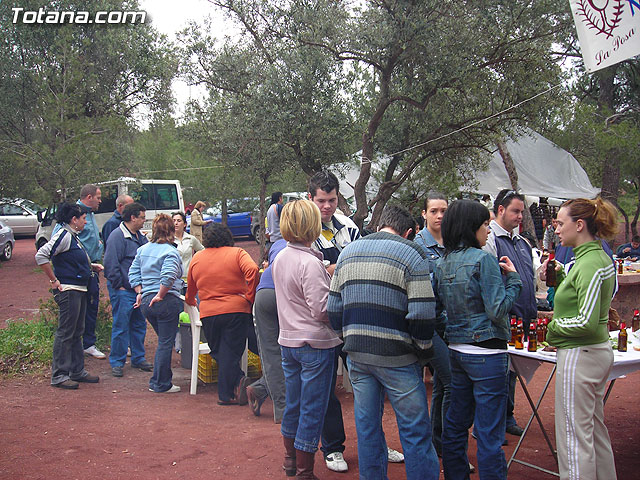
[35,175,621,480]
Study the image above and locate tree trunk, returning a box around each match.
[597,66,621,205]
[258,176,268,260]
[631,177,640,237]
[496,139,536,236]
[221,198,228,226]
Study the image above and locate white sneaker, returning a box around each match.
[387,447,404,463]
[84,345,106,359]
[325,452,348,472]
[127,347,131,357]
[149,385,181,393]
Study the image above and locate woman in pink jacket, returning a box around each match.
[272,200,342,479]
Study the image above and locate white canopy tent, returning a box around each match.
[469,129,600,200]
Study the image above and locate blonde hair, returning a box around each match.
[280,199,322,244]
[561,197,619,241]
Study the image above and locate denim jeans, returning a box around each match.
[141,293,181,392]
[348,358,439,480]
[442,349,509,480]
[429,332,451,455]
[321,344,346,457]
[201,312,251,402]
[51,289,88,384]
[281,344,335,453]
[107,285,147,368]
[82,273,99,349]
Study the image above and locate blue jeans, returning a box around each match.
[281,345,335,453]
[51,289,88,384]
[442,349,509,480]
[107,285,147,368]
[429,332,451,455]
[141,293,181,392]
[348,358,439,480]
[82,273,99,349]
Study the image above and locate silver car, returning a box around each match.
[0,220,15,260]
[0,198,42,236]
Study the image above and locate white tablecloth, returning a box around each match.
[508,331,640,384]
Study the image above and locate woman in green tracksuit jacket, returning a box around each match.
[545,197,619,480]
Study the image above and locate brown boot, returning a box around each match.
[283,437,296,477]
[295,449,319,479]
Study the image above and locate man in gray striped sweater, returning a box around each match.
[328,205,440,480]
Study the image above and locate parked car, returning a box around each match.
[251,192,307,243]
[0,198,43,237]
[187,198,257,239]
[0,220,15,260]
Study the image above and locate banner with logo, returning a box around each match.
[569,0,640,72]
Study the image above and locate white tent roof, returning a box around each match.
[469,129,600,199]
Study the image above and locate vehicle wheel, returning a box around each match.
[36,238,47,250]
[253,226,261,244]
[1,242,12,260]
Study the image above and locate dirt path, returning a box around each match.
[1,238,640,479]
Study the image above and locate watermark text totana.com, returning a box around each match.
[11,7,147,24]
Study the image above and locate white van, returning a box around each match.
[35,177,184,249]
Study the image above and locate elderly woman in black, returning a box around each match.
[35,203,103,389]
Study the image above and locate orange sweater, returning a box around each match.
[185,246,259,318]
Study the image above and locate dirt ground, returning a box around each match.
[2,237,640,479]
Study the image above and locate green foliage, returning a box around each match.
[0,295,112,378]
[0,0,177,202]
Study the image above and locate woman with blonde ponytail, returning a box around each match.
[546,197,619,480]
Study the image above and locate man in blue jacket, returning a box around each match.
[484,189,535,438]
[103,202,151,378]
[616,235,640,261]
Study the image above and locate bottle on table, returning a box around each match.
[528,322,537,352]
[618,259,624,275]
[509,317,517,346]
[632,309,640,333]
[515,319,524,350]
[618,323,628,352]
[545,251,557,288]
[536,318,545,343]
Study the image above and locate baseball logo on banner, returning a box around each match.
[569,0,640,72]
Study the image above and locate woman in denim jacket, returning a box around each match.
[433,200,522,480]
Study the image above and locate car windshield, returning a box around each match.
[18,199,43,213]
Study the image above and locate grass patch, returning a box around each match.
[0,294,112,378]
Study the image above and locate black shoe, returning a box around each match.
[131,361,153,372]
[74,374,99,383]
[112,366,123,377]
[52,379,79,389]
[506,424,524,436]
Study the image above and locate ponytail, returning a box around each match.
[562,197,618,241]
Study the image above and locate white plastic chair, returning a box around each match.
[183,302,249,395]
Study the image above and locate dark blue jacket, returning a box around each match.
[103,223,148,291]
[35,227,92,287]
[495,234,537,321]
[102,210,122,249]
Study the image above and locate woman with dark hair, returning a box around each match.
[546,197,619,480]
[433,199,522,480]
[414,192,451,459]
[172,211,204,292]
[129,214,183,393]
[185,223,259,405]
[35,203,103,389]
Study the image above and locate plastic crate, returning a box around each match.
[197,350,262,384]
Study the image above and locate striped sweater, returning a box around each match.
[547,240,616,349]
[327,231,436,367]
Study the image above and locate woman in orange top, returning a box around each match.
[185,223,259,405]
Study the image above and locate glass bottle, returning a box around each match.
[528,323,537,352]
[537,318,545,343]
[618,323,628,352]
[515,320,524,350]
[632,309,640,333]
[509,317,517,346]
[545,251,557,288]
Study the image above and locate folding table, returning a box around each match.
[507,337,640,476]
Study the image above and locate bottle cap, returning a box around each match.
[634,309,639,315]
[621,322,626,329]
